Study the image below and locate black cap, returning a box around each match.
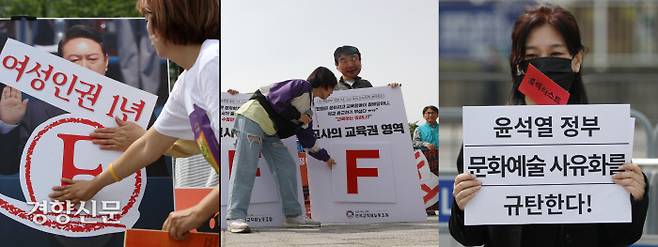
[333,45,360,65]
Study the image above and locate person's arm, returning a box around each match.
[0,87,32,174]
[599,172,649,245]
[90,117,146,151]
[449,147,489,246]
[165,139,200,158]
[412,127,431,149]
[103,128,178,179]
[296,120,330,162]
[163,185,219,240]
[50,128,177,202]
[196,185,219,216]
[161,49,221,239]
[0,125,23,174]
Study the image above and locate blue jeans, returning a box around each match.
[226,115,302,220]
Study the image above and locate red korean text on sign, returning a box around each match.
[106,96,145,122]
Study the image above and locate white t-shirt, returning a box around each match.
[154,39,219,143]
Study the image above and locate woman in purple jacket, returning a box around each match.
[226,67,337,233]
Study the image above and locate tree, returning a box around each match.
[0,0,140,18]
[409,121,419,140]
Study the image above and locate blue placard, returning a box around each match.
[438,177,454,223]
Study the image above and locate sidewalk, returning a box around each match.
[221,216,439,247]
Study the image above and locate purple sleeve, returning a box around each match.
[308,149,330,162]
[267,80,311,120]
[296,121,331,162]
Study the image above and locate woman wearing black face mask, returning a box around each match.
[511,57,580,104]
[507,13,588,106]
[448,4,649,247]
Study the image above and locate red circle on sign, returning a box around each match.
[23,117,142,228]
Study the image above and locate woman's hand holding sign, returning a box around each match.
[162,186,219,240]
[49,178,103,205]
[299,114,312,126]
[452,163,646,212]
[326,158,336,169]
[613,163,646,201]
[90,117,146,151]
[453,172,482,210]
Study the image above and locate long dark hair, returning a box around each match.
[508,4,588,105]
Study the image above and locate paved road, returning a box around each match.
[221,216,439,247]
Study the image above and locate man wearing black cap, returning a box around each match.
[333,45,399,90]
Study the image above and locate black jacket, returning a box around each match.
[335,76,373,90]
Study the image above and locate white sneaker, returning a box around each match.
[284,216,321,228]
[227,219,251,233]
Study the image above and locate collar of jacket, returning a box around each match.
[339,75,363,85]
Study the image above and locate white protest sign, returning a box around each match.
[13,114,145,237]
[463,104,634,225]
[0,38,157,128]
[463,104,630,145]
[0,38,156,237]
[307,87,426,224]
[219,93,306,229]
